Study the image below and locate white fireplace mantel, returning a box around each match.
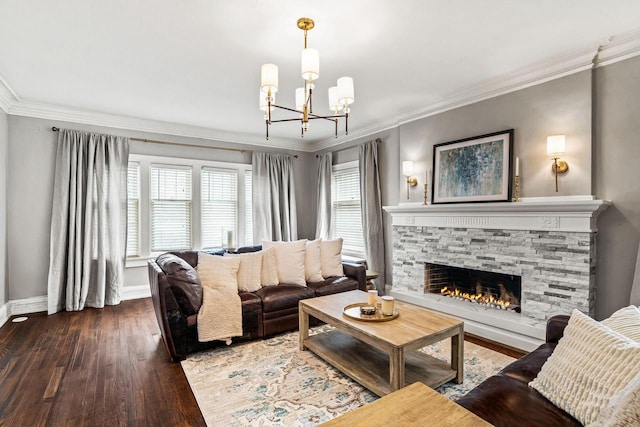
[383,197,611,233]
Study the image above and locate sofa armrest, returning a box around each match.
[342,261,367,291]
[546,315,570,344]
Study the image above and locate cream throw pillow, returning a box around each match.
[260,247,279,287]
[197,253,241,292]
[305,239,324,282]
[529,309,640,425]
[601,305,640,342]
[262,240,307,286]
[587,373,640,427]
[225,252,263,292]
[320,238,344,278]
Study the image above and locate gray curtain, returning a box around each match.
[252,152,298,242]
[359,139,385,293]
[47,129,129,314]
[315,152,332,239]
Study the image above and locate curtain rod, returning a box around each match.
[315,137,382,158]
[51,127,298,158]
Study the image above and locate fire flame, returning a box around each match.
[440,286,512,309]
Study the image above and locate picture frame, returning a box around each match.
[431,129,514,204]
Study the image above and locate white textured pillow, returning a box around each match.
[587,373,640,427]
[601,305,640,342]
[260,247,279,287]
[529,310,640,425]
[262,240,307,286]
[320,238,344,278]
[305,239,324,282]
[225,252,263,292]
[197,253,241,292]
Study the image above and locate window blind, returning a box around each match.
[331,166,365,257]
[201,167,237,248]
[126,161,140,257]
[150,165,192,251]
[245,169,253,246]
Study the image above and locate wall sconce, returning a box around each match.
[547,135,569,192]
[402,160,418,199]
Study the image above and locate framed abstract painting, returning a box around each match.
[431,129,513,204]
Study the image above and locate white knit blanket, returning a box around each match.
[197,285,243,343]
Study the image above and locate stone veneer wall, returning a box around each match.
[392,225,596,320]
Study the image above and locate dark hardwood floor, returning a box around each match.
[0,297,525,426]
[0,298,205,427]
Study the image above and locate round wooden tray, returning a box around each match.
[343,302,399,322]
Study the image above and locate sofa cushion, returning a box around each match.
[308,276,358,297]
[263,240,307,286]
[499,342,556,384]
[260,247,279,286]
[305,239,324,282]
[156,253,202,316]
[255,284,315,313]
[588,372,640,427]
[320,238,344,278]
[226,251,263,292]
[529,309,640,425]
[457,375,582,427]
[197,253,241,292]
[601,305,640,342]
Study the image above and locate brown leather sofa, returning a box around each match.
[148,246,367,362]
[457,315,582,427]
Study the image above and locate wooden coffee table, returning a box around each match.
[299,290,464,396]
[319,382,491,426]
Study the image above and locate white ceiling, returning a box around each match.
[1,0,639,148]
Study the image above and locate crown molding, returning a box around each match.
[594,29,640,68]
[396,47,596,126]
[8,100,313,152]
[0,73,20,113]
[3,30,639,152]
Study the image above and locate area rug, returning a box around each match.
[181,326,515,426]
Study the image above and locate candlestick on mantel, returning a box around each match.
[515,157,519,176]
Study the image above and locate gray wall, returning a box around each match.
[0,110,7,306]
[398,70,592,203]
[6,116,315,300]
[593,55,640,319]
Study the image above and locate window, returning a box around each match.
[331,162,365,257]
[201,168,237,248]
[150,165,192,251]
[126,161,140,257]
[126,154,252,260]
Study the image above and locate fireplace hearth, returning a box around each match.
[424,263,521,312]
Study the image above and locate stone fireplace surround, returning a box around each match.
[383,197,610,351]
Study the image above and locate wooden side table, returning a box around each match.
[365,270,379,291]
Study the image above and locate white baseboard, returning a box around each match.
[122,284,151,300]
[11,295,48,316]
[0,285,151,330]
[0,302,9,329]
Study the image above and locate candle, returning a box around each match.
[367,290,378,306]
[381,296,395,316]
[426,168,431,186]
[515,157,519,176]
[227,230,233,247]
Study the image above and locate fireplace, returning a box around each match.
[424,263,521,312]
[383,198,610,351]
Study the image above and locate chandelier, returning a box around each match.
[259,17,354,140]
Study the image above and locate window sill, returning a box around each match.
[126,257,152,268]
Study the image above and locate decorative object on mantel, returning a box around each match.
[259,17,354,140]
[547,135,569,192]
[423,167,431,205]
[513,156,520,202]
[432,129,514,204]
[402,160,418,200]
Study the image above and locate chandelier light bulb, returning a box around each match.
[259,90,275,112]
[337,76,354,106]
[328,86,340,113]
[261,63,279,94]
[301,48,319,81]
